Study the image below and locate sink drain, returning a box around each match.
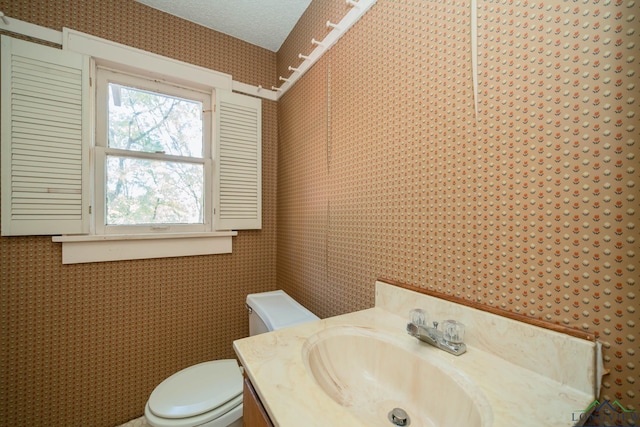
[388,407,410,426]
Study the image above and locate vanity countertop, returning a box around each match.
[233,281,598,427]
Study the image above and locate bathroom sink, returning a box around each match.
[302,326,492,427]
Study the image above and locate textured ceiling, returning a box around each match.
[135,0,313,52]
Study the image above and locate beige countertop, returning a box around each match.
[233,281,599,427]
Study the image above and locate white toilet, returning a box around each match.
[144,290,319,427]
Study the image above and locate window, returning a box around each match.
[95,68,213,234]
[2,34,262,262]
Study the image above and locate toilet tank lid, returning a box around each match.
[246,290,319,331]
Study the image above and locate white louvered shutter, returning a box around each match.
[1,36,90,236]
[215,90,262,230]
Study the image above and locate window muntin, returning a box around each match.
[96,68,212,234]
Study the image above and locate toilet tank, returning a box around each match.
[246,290,319,336]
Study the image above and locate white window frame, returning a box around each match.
[94,67,214,235]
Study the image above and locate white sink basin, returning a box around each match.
[302,326,492,427]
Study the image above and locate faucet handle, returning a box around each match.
[441,319,465,344]
[409,308,427,326]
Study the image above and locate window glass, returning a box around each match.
[105,156,204,225]
[107,83,203,157]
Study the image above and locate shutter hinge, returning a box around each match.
[89,77,92,87]
[89,206,92,214]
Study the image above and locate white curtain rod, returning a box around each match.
[0,1,380,101]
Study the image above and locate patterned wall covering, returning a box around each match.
[277,0,639,418]
[277,57,330,316]
[0,1,278,426]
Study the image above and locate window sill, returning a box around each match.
[52,231,238,264]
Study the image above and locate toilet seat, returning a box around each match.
[145,359,243,427]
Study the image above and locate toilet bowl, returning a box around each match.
[144,290,319,427]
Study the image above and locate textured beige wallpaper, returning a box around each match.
[0,1,278,426]
[277,0,639,417]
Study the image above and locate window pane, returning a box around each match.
[106,156,204,225]
[108,83,203,157]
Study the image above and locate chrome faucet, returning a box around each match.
[406,309,466,356]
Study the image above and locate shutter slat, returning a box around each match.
[14,132,84,148]
[10,214,83,220]
[13,55,83,77]
[13,93,81,113]
[12,82,82,105]
[13,103,83,124]
[13,182,82,191]
[13,158,82,171]
[13,75,82,97]
[12,170,82,180]
[13,192,82,200]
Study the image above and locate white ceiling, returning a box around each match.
[135,0,313,52]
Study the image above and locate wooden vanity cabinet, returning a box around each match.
[243,376,274,427]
